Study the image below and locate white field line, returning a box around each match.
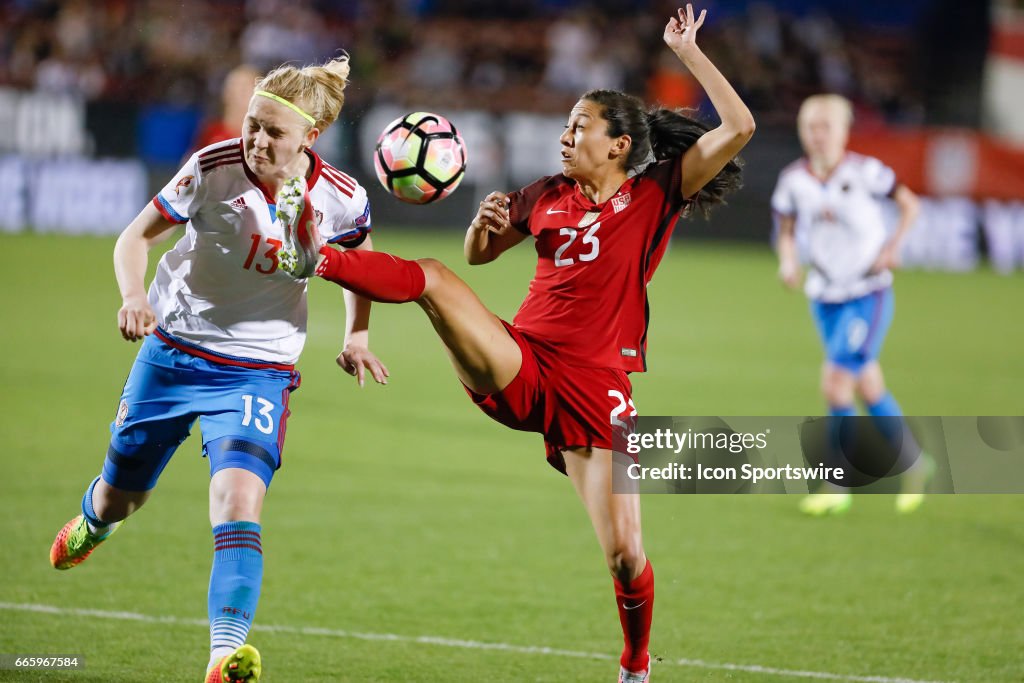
[0,602,953,683]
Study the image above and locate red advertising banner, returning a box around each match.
[849,129,1024,201]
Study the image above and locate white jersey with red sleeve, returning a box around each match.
[771,152,896,302]
[148,138,372,365]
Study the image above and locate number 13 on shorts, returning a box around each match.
[241,394,276,435]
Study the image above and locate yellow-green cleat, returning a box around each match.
[50,514,121,570]
[798,492,852,517]
[895,453,936,514]
[205,645,261,683]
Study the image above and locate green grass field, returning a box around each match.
[0,230,1022,682]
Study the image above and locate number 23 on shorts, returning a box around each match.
[609,389,637,429]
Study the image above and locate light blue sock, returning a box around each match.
[867,392,903,418]
[821,406,856,487]
[867,393,921,472]
[80,476,111,534]
[867,392,904,443]
[829,405,857,417]
[208,521,263,660]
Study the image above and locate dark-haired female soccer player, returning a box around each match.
[278,6,752,680]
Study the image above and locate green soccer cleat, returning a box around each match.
[895,452,936,514]
[205,645,261,683]
[49,514,120,570]
[798,492,852,517]
[276,176,322,279]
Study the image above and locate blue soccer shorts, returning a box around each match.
[810,287,895,375]
[102,330,301,492]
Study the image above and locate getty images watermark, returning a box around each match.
[610,416,1024,494]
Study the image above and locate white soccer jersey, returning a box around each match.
[771,152,896,302]
[149,138,371,365]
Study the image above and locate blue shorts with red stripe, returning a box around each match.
[103,329,300,491]
[810,287,894,374]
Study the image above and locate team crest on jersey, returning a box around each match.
[354,201,371,226]
[314,209,324,226]
[174,175,194,196]
[115,400,129,427]
[611,192,631,213]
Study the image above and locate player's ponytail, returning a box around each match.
[646,107,743,216]
[256,53,351,133]
[582,89,743,216]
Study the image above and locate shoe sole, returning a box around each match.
[275,177,319,277]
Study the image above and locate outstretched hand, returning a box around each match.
[664,4,707,53]
[337,344,389,388]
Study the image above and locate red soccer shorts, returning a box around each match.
[465,321,636,474]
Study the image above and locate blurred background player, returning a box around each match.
[48,54,385,682]
[277,6,753,681]
[193,64,262,150]
[772,93,931,516]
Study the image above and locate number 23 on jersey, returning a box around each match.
[554,221,601,267]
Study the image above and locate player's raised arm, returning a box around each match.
[665,4,756,200]
[113,203,178,342]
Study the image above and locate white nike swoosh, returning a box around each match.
[546,208,569,214]
[622,600,647,610]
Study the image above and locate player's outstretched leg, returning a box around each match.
[276,176,323,278]
[276,175,427,303]
[276,174,521,394]
[50,477,123,570]
[205,644,261,683]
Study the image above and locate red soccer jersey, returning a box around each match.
[508,157,685,372]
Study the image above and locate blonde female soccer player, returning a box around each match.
[772,94,930,515]
[49,55,385,682]
[278,7,753,680]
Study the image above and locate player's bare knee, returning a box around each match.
[415,257,452,298]
[856,382,885,405]
[415,257,446,280]
[822,372,854,406]
[607,543,645,582]
[210,480,263,521]
[856,367,886,404]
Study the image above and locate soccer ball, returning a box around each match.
[374,112,467,204]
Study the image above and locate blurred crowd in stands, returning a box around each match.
[1,0,925,130]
